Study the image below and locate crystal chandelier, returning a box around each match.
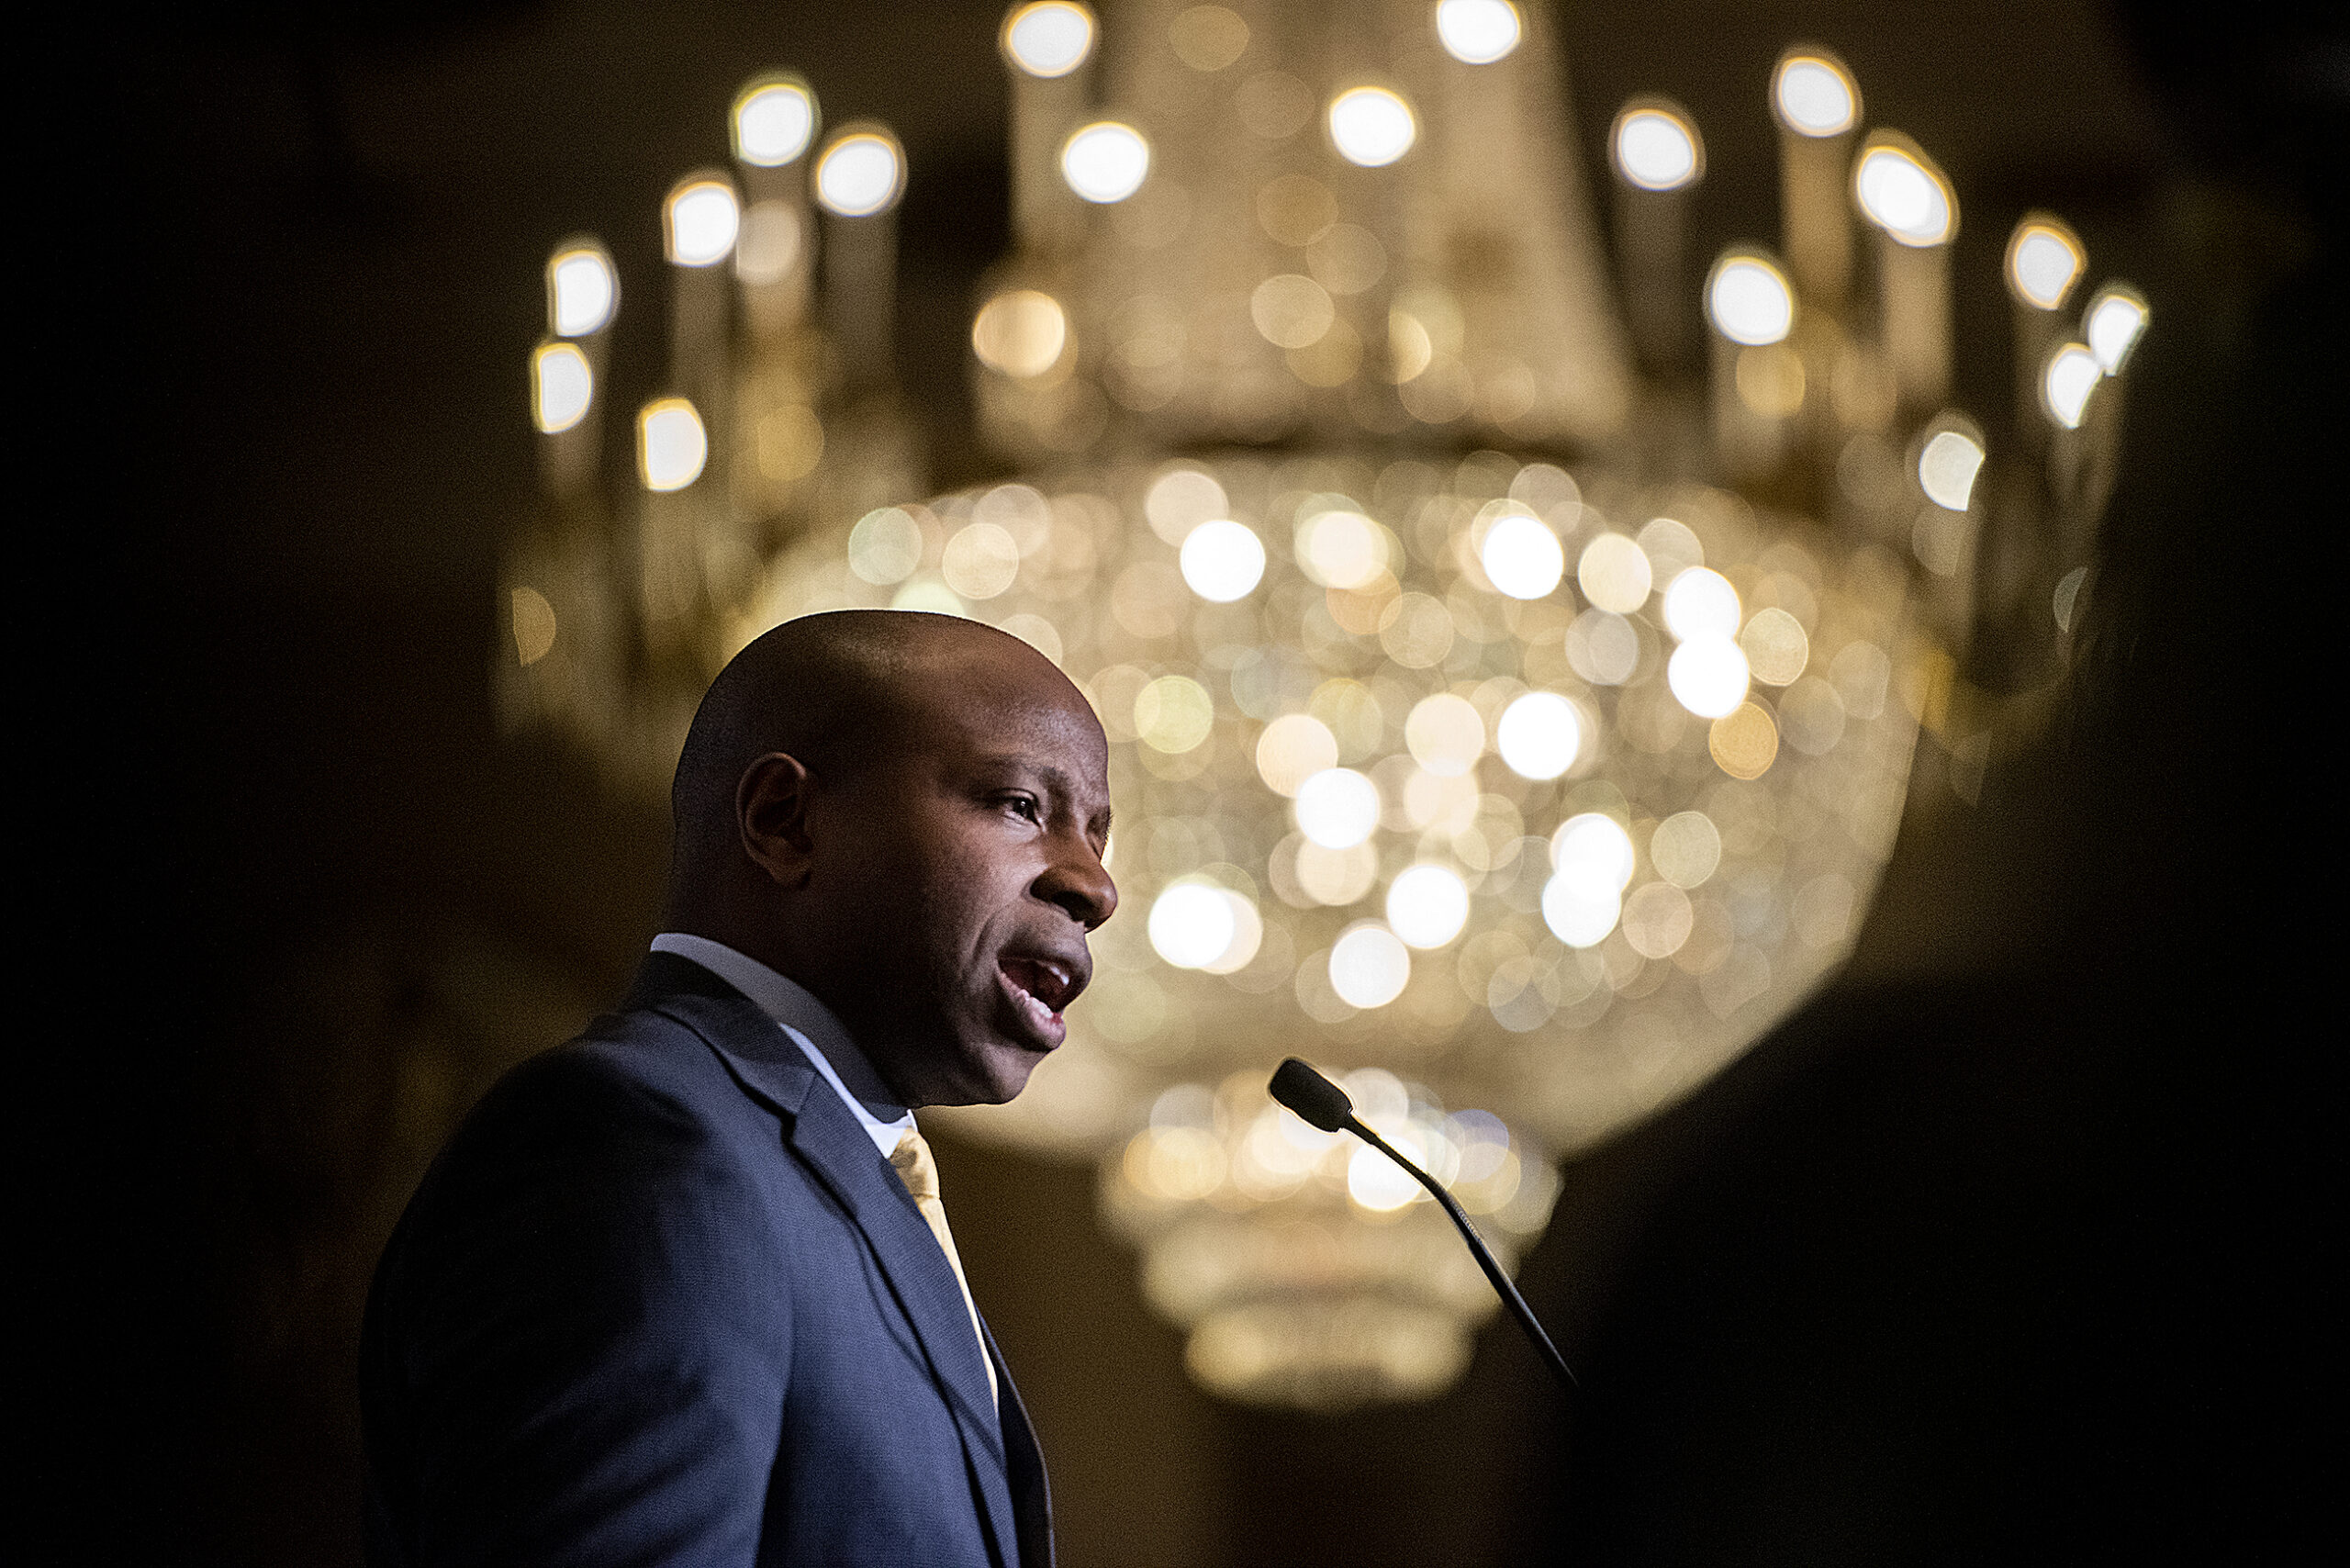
[499,0,2146,1408]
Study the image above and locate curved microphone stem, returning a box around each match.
[1346,1117,1579,1391]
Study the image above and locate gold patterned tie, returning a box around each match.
[890,1127,999,1407]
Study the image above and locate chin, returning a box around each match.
[937,1037,1048,1107]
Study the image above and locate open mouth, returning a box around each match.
[998,955,1081,1044]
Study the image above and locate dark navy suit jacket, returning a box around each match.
[360,953,1052,1567]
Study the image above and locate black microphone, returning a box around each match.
[1269,1057,1577,1391]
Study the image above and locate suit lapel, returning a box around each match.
[640,976,1024,1563]
[986,1319,1054,1568]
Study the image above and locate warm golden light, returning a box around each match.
[1328,923,1411,1009]
[1179,520,1267,602]
[1251,274,1336,349]
[664,176,741,267]
[1061,120,1150,203]
[1295,767,1382,848]
[1478,509,1565,599]
[813,129,905,217]
[1612,103,1702,191]
[2086,285,2148,373]
[531,341,594,433]
[1707,253,1795,345]
[636,398,707,491]
[1435,0,1521,64]
[1296,508,1389,589]
[1257,714,1339,796]
[1387,864,1472,948]
[1002,1,1096,78]
[2006,214,2086,310]
[735,201,803,286]
[1150,879,1238,969]
[509,586,557,666]
[1662,567,1741,641]
[546,243,616,337]
[1146,468,1229,541]
[1740,609,1809,686]
[2042,341,2101,428]
[733,77,818,166]
[1577,532,1654,612]
[942,522,1022,599]
[1773,50,1858,137]
[972,289,1069,378]
[1668,634,1751,718]
[1918,427,1986,510]
[1650,811,1722,888]
[1404,692,1485,776]
[1327,86,1417,167]
[1495,691,1583,779]
[1854,136,1954,246]
[847,507,924,585]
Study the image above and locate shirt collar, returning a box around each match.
[650,933,914,1160]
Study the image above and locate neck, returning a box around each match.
[661,905,912,1114]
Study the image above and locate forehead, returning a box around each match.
[892,644,1110,792]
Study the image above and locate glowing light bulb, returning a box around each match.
[1668,634,1751,718]
[547,244,616,337]
[814,129,905,217]
[1150,881,1238,969]
[1435,0,1521,64]
[1551,813,1635,890]
[2006,215,2085,310]
[1327,86,1416,167]
[1295,767,1381,848]
[1061,120,1150,203]
[1854,137,1954,247]
[531,342,593,433]
[733,77,817,166]
[1387,865,1472,949]
[1542,866,1621,948]
[1328,924,1410,1009]
[1707,253,1795,346]
[2042,342,2101,429]
[2086,285,2148,374]
[1179,520,1267,602]
[971,289,1069,378]
[1662,567,1741,641]
[1495,691,1583,780]
[1576,532,1654,613]
[1297,509,1388,589]
[1919,428,1986,510]
[1773,50,1858,136]
[664,177,741,267]
[1002,2,1096,78]
[637,398,707,491]
[1404,693,1484,776]
[1479,510,1565,599]
[1612,104,1702,192]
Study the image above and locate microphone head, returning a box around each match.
[1269,1058,1356,1133]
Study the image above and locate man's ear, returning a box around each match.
[736,752,818,887]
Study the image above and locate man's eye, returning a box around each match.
[1003,795,1043,823]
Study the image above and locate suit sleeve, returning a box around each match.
[364,1048,792,1568]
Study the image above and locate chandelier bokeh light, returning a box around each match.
[499,0,2143,1408]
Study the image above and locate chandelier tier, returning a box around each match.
[501,0,2143,1407]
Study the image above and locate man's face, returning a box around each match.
[801,644,1116,1105]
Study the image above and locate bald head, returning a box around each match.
[671,610,1077,880]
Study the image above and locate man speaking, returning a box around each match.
[360,610,1116,1566]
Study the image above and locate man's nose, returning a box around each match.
[1035,836,1117,929]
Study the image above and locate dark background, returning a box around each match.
[40,0,2333,1562]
